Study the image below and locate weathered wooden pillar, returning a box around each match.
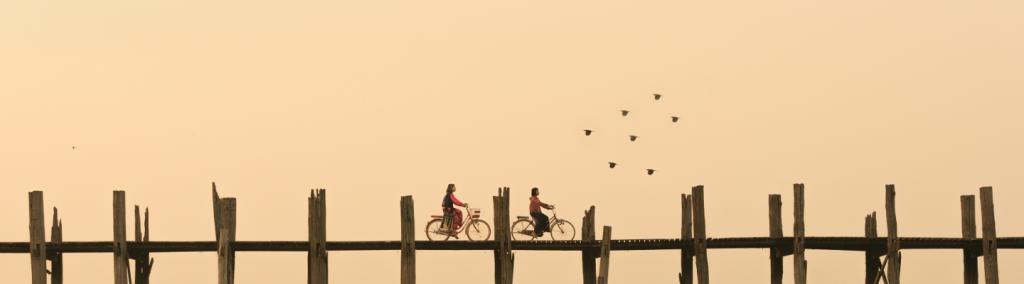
[134,205,154,284]
[865,212,881,284]
[885,184,900,284]
[400,195,415,284]
[114,191,129,284]
[582,206,597,284]
[691,186,709,284]
[51,207,64,284]
[768,194,783,284]
[679,194,693,284]
[216,195,237,284]
[29,191,47,284]
[979,187,998,284]
[493,187,513,284]
[961,195,978,284]
[597,226,612,284]
[308,189,328,284]
[793,184,807,284]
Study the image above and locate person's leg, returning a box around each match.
[453,210,464,232]
[531,212,548,236]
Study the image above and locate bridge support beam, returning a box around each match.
[979,187,999,284]
[692,186,709,284]
[309,189,328,284]
[769,194,783,284]
[400,195,415,284]
[793,184,807,284]
[583,206,597,284]
[679,194,693,284]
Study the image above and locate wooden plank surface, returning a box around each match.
[29,191,46,284]
[400,195,415,284]
[980,187,999,284]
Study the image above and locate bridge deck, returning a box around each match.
[2,237,1022,253]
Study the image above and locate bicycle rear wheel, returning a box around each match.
[465,219,492,241]
[549,219,576,240]
[425,219,452,241]
[510,219,536,240]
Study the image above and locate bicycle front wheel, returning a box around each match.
[425,219,452,241]
[465,219,492,241]
[549,220,576,240]
[510,219,536,240]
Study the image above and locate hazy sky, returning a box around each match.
[2,1,1023,283]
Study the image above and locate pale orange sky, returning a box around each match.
[2,1,1024,283]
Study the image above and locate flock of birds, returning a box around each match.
[583,93,678,176]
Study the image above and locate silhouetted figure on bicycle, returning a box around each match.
[529,187,555,237]
[442,184,468,233]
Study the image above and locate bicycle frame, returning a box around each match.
[438,207,478,235]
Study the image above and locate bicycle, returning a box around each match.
[425,205,492,241]
[510,209,576,240]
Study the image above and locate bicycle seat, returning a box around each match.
[431,215,444,219]
[517,216,530,220]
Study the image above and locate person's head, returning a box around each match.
[531,187,539,196]
[447,183,456,193]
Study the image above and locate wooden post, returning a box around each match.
[961,195,978,284]
[979,187,998,284]
[597,226,612,284]
[679,194,694,284]
[400,195,415,284]
[51,207,64,284]
[769,194,783,284]
[114,191,129,284]
[691,186,709,284]
[582,206,597,284]
[134,205,154,284]
[217,198,237,284]
[212,182,222,241]
[865,212,881,284]
[793,184,807,284]
[885,184,899,284]
[29,191,47,284]
[493,187,513,284]
[308,189,328,284]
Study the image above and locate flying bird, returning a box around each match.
[608,162,617,169]
[71,146,76,150]
[620,110,629,117]
[646,169,656,175]
[653,94,662,100]
[671,116,679,123]
[629,135,638,142]
[584,129,593,136]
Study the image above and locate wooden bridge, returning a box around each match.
[2,184,1009,284]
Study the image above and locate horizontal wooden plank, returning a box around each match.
[2,237,1023,253]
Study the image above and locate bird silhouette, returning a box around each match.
[71,146,76,150]
[671,116,679,123]
[608,162,617,169]
[653,94,662,100]
[646,169,656,175]
[584,129,593,136]
[620,110,629,117]
[629,135,638,142]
